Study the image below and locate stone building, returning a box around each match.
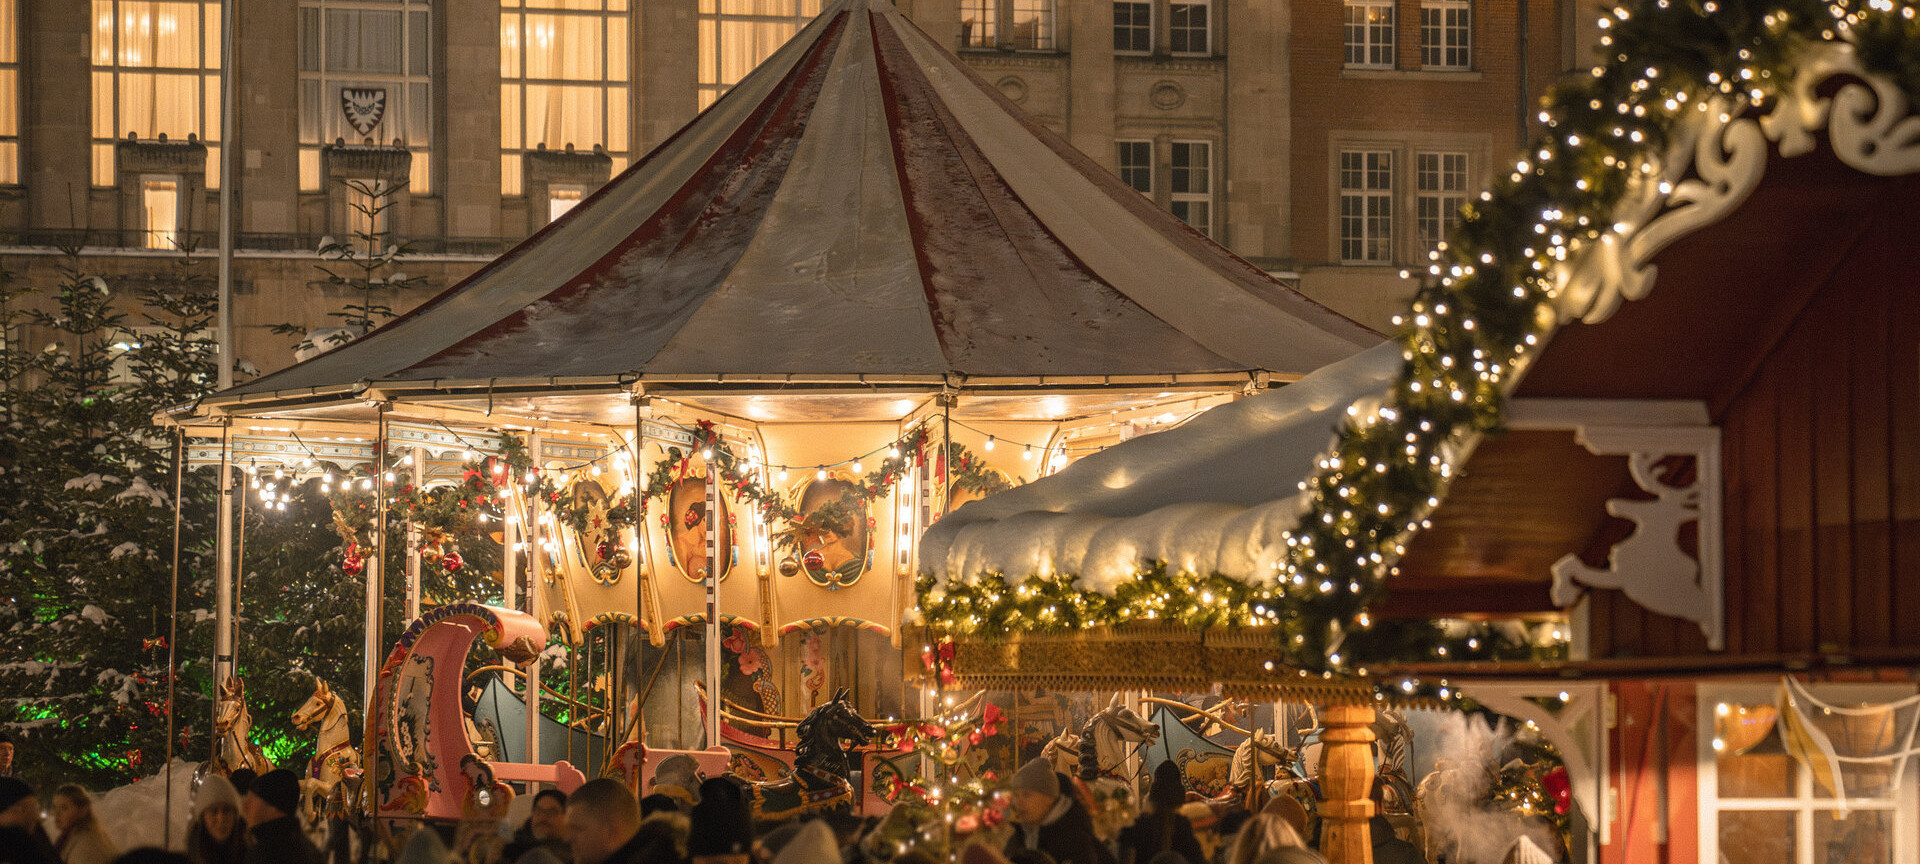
[3,0,1588,379]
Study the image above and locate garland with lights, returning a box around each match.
[915,0,1920,689]
[946,441,1014,498]
[640,420,930,553]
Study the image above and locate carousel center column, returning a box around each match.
[1318,703,1377,864]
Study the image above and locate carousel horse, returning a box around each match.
[735,687,877,828]
[212,677,274,775]
[291,677,361,828]
[1040,694,1162,780]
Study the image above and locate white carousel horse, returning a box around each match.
[213,676,274,775]
[1041,694,1162,780]
[291,677,361,828]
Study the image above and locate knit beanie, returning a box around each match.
[249,768,302,817]
[0,776,30,812]
[193,774,241,818]
[1008,758,1059,798]
[686,777,754,856]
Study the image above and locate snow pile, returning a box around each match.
[920,340,1399,590]
[90,759,203,852]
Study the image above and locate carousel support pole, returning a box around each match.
[526,432,544,766]
[703,461,721,751]
[232,460,247,672]
[214,423,234,694]
[363,407,390,809]
[1318,704,1377,864]
[405,445,424,620]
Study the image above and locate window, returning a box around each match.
[90,1,223,187]
[1339,149,1393,262]
[501,0,629,196]
[298,0,431,192]
[140,176,180,249]
[961,1,1053,51]
[697,0,821,110]
[1116,140,1152,195]
[1169,0,1209,55]
[0,0,16,184]
[548,185,584,222]
[1700,683,1918,864]
[344,179,393,251]
[1416,151,1467,254]
[1170,140,1211,236]
[1344,0,1395,68]
[1113,2,1151,54]
[1421,0,1470,69]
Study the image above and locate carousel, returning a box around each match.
[158,0,1375,842]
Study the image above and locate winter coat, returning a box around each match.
[1117,808,1206,864]
[1004,793,1114,864]
[501,822,572,864]
[0,825,59,864]
[1369,816,1425,864]
[245,815,322,864]
[55,821,117,864]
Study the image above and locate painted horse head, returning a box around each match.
[1077,694,1161,781]
[292,677,345,730]
[794,687,877,780]
[213,676,248,735]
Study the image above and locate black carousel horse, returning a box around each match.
[736,687,877,827]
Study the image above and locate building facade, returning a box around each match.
[4,0,1583,380]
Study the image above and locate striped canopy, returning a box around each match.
[213,0,1374,412]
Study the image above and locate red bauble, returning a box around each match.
[441,552,464,572]
[343,555,365,576]
[597,541,613,561]
[802,550,825,570]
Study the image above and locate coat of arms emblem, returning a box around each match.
[341,87,388,138]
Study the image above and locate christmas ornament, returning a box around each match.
[802,550,825,571]
[778,556,800,577]
[441,551,464,572]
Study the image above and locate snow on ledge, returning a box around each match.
[920,339,1401,592]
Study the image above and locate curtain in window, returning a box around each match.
[325,9,403,74]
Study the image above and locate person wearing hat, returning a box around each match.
[686,777,753,863]
[0,730,16,778]
[185,775,245,864]
[240,769,319,864]
[0,776,58,864]
[1002,758,1107,864]
[1116,761,1204,864]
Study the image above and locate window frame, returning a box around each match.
[960,0,1056,52]
[1169,138,1213,238]
[1338,148,1394,264]
[1697,682,1919,864]
[138,174,183,250]
[1115,139,1152,196]
[0,0,16,185]
[297,0,433,193]
[1420,0,1471,70]
[1168,0,1210,57]
[89,0,223,189]
[1343,0,1396,69]
[1415,150,1468,256]
[1112,1,1152,55]
[696,0,821,110]
[500,0,630,197]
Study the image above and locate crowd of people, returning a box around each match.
[0,748,1553,864]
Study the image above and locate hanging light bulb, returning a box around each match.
[701,447,714,460]
[361,478,373,490]
[1022,445,1032,460]
[323,471,334,484]
[274,467,285,480]
[852,460,864,474]
[590,464,602,476]
[778,468,789,482]
[816,467,828,482]
[985,436,996,451]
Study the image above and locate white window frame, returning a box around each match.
[297,0,432,193]
[1168,0,1210,56]
[500,0,630,196]
[1339,148,1393,263]
[1169,139,1212,237]
[1343,0,1396,69]
[139,174,182,250]
[1698,682,1919,864]
[89,0,223,188]
[1115,139,1152,196]
[547,183,585,223]
[1112,1,1152,55]
[1416,150,1468,255]
[696,0,820,110]
[960,0,1055,52]
[1421,0,1471,70]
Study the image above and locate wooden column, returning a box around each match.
[1318,704,1377,864]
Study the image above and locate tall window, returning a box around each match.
[140,177,180,248]
[298,0,432,192]
[1169,0,1209,55]
[1343,0,1395,68]
[0,0,16,185]
[1113,2,1150,54]
[1700,683,1918,864]
[961,1,1053,51]
[697,0,821,110]
[1416,151,1467,254]
[1116,141,1151,195]
[1339,149,1392,262]
[1421,0,1470,69]
[1170,140,1211,236]
[501,0,629,196]
[90,1,223,187]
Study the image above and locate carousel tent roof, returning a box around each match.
[206,0,1373,416]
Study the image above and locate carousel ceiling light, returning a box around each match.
[816,467,827,481]
[852,460,863,473]
[1021,445,1031,460]
[984,436,995,451]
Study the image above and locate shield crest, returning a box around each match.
[341,87,388,138]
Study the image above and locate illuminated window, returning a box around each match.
[1416,151,1467,254]
[1113,2,1150,54]
[697,0,822,111]
[500,0,627,197]
[959,0,995,48]
[1169,0,1209,55]
[1116,140,1151,195]
[1008,0,1054,50]
[0,0,16,184]
[140,176,180,249]
[962,1,1054,51]
[547,185,585,222]
[1339,149,1392,262]
[89,1,222,187]
[345,180,391,250]
[1343,0,1395,68]
[298,0,431,192]
[1170,140,1210,236]
[1421,0,1470,69]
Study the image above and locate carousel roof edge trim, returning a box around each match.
[915,11,1920,677]
[1376,647,1920,682]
